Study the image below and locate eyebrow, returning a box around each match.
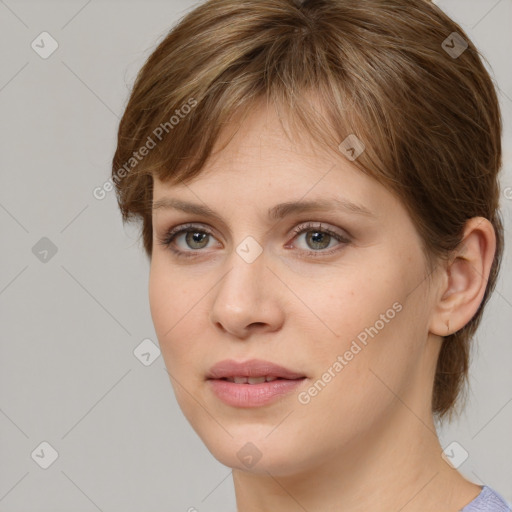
[152,197,375,221]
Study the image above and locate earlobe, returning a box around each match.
[429,217,496,337]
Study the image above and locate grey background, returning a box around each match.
[0,1,511,511]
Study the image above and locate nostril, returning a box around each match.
[249,322,266,329]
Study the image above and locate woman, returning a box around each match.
[112,0,510,510]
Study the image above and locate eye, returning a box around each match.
[288,222,351,257]
[157,221,351,259]
[157,223,218,258]
[158,224,220,258]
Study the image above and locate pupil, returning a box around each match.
[186,231,208,248]
[308,231,330,249]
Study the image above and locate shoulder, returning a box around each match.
[460,485,511,512]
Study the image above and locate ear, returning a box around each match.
[429,217,496,337]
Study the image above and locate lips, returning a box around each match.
[206,358,306,381]
[206,359,307,407]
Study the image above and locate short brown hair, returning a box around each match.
[112,0,504,422]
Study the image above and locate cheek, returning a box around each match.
[291,310,416,458]
[148,266,205,418]
[149,263,188,352]
[149,256,194,328]
[148,262,209,372]
[299,264,401,350]
[297,261,419,399]
[148,263,173,339]
[305,276,426,424]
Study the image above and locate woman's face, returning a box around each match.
[149,102,442,476]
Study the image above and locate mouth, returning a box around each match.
[219,376,300,384]
[206,359,307,407]
[206,358,306,380]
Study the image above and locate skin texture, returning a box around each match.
[149,99,495,511]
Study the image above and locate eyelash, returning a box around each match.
[157,222,351,259]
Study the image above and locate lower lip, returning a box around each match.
[207,378,306,407]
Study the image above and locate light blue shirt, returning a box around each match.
[461,485,511,511]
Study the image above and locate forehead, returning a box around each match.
[151,98,396,222]
[155,99,353,183]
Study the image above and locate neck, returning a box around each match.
[232,398,480,512]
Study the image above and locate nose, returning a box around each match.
[209,248,285,339]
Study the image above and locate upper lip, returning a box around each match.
[206,359,306,380]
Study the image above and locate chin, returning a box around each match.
[212,447,305,476]
[194,426,315,477]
